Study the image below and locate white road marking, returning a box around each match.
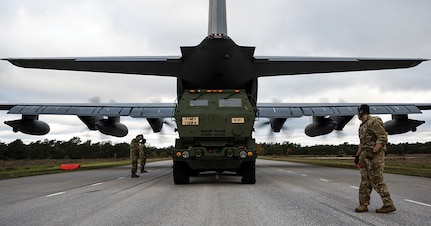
[118,177,125,180]
[45,191,66,197]
[91,182,103,186]
[277,168,294,174]
[404,199,431,207]
[350,186,359,189]
[320,178,329,182]
[301,174,307,177]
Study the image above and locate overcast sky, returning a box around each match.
[1,0,430,147]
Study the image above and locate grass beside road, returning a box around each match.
[259,154,431,178]
[2,155,430,180]
[0,158,170,180]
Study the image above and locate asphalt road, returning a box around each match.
[0,159,430,226]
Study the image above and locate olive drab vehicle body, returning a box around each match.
[172,89,257,184]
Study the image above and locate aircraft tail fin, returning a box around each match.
[208,0,227,38]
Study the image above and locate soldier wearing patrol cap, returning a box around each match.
[354,104,396,213]
[130,134,144,178]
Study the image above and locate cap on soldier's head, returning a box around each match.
[358,104,370,114]
[136,134,143,138]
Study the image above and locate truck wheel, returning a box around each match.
[241,161,256,184]
[173,161,190,184]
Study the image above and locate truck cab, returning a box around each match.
[172,89,257,184]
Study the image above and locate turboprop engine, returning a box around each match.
[305,116,337,137]
[384,115,425,135]
[330,115,354,131]
[270,118,287,132]
[78,116,128,137]
[147,118,164,133]
[4,115,50,135]
[96,117,128,137]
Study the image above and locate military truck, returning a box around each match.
[172,89,257,184]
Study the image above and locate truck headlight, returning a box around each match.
[182,151,190,159]
[239,151,247,159]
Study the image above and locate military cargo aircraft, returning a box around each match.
[0,0,430,183]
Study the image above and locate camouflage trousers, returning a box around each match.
[131,159,138,174]
[358,150,394,206]
[130,151,138,174]
[140,158,146,171]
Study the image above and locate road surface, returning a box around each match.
[0,159,430,225]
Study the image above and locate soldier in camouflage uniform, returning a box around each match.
[130,134,144,178]
[139,137,148,173]
[354,104,396,213]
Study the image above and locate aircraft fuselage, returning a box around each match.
[178,37,258,103]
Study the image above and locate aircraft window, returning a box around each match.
[190,99,208,106]
[219,98,242,107]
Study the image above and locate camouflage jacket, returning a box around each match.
[130,138,140,159]
[358,116,388,151]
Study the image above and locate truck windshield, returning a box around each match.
[190,99,208,106]
[219,98,242,107]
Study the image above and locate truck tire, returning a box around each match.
[173,161,190,184]
[241,161,256,184]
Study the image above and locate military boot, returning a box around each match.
[355,205,368,212]
[376,204,396,213]
[131,173,140,178]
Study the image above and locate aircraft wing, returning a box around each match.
[253,56,428,76]
[0,103,176,137]
[257,103,431,117]
[0,103,175,117]
[256,103,431,136]
[2,56,183,76]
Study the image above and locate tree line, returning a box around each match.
[257,141,431,156]
[0,137,174,160]
[0,137,430,160]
